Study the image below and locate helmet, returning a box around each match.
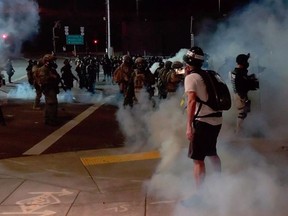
[164,60,172,69]
[158,61,164,68]
[42,54,56,63]
[183,46,205,67]
[236,53,250,66]
[63,59,69,65]
[135,57,146,69]
[171,61,183,69]
[135,57,145,64]
[123,55,132,64]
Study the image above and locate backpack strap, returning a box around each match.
[193,100,222,124]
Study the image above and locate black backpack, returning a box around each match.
[194,69,231,116]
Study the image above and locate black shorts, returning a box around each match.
[188,120,222,161]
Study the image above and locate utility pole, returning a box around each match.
[52,20,60,53]
[106,0,112,58]
[136,0,140,17]
[190,16,194,47]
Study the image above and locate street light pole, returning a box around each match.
[136,0,139,17]
[52,27,56,53]
[190,16,194,47]
[106,0,112,58]
[52,20,60,54]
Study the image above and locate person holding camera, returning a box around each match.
[230,53,259,134]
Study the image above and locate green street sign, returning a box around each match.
[66,35,84,45]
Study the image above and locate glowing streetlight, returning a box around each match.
[1,34,8,40]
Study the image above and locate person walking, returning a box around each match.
[113,54,134,95]
[183,46,222,191]
[5,59,15,83]
[60,59,78,91]
[0,78,6,126]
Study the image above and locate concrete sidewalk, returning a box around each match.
[0,147,180,216]
[0,138,288,216]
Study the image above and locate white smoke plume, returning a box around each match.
[199,0,288,138]
[0,0,39,64]
[115,1,288,215]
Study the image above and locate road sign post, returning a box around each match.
[66,35,84,45]
[66,35,84,56]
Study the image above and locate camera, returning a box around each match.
[248,74,259,90]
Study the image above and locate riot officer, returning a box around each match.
[157,61,172,99]
[35,54,61,126]
[230,53,259,134]
[31,59,44,109]
[113,54,134,95]
[86,59,98,93]
[124,57,155,107]
[26,59,36,86]
[61,59,78,91]
[165,61,184,97]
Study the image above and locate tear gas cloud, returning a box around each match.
[116,0,288,215]
[200,0,288,138]
[0,0,39,64]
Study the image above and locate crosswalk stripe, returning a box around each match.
[23,103,103,155]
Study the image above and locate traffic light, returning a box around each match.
[93,39,98,44]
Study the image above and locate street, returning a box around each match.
[0,57,288,216]
[0,57,124,159]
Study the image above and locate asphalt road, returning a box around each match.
[0,57,125,159]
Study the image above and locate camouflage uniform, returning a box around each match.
[124,57,155,107]
[35,54,60,125]
[165,61,184,95]
[31,60,44,109]
[113,55,134,95]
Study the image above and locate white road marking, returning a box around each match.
[23,103,103,155]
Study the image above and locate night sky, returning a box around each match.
[37,0,252,20]
[31,0,252,55]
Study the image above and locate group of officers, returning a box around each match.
[113,55,185,107]
[112,51,259,135]
[0,49,258,132]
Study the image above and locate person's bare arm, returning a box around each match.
[186,91,197,141]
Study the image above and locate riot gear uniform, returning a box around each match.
[124,57,155,107]
[165,61,184,94]
[157,61,172,99]
[230,53,259,134]
[113,55,134,95]
[61,59,77,91]
[36,54,61,125]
